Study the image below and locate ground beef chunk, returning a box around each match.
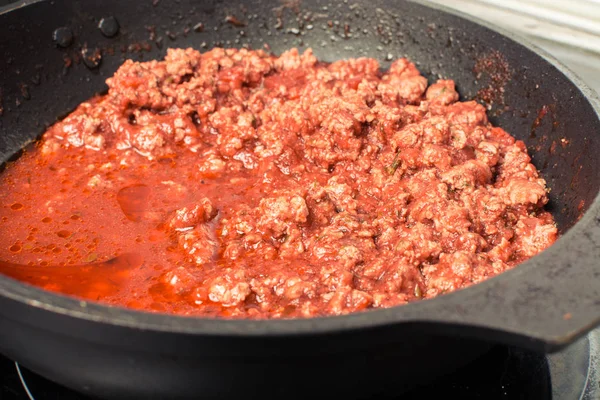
[165,198,220,266]
[274,48,317,71]
[46,102,111,151]
[426,79,460,106]
[503,178,548,206]
[442,159,492,191]
[257,193,309,236]
[378,59,428,104]
[512,216,557,259]
[191,269,252,307]
[167,198,217,231]
[0,47,558,319]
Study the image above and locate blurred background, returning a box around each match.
[429,0,600,94]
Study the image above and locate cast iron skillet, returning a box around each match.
[0,0,599,398]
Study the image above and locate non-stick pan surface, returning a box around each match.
[0,0,600,399]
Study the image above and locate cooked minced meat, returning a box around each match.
[0,47,557,318]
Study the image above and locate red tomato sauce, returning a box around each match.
[0,48,557,318]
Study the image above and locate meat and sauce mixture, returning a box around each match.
[0,48,557,318]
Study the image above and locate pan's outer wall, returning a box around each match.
[0,0,599,399]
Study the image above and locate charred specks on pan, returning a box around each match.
[570,162,585,192]
[145,25,166,49]
[272,0,302,30]
[81,46,102,69]
[562,135,590,222]
[530,105,549,139]
[473,50,512,115]
[577,199,586,217]
[127,42,153,54]
[18,83,30,101]
[146,25,157,41]
[225,15,246,27]
[528,103,562,171]
[275,18,284,30]
[274,0,302,18]
[30,72,41,86]
[63,53,74,69]
[166,30,177,41]
[563,312,572,320]
[530,103,558,139]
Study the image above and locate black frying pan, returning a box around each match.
[1,0,600,399]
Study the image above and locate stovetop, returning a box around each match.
[1,329,598,400]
